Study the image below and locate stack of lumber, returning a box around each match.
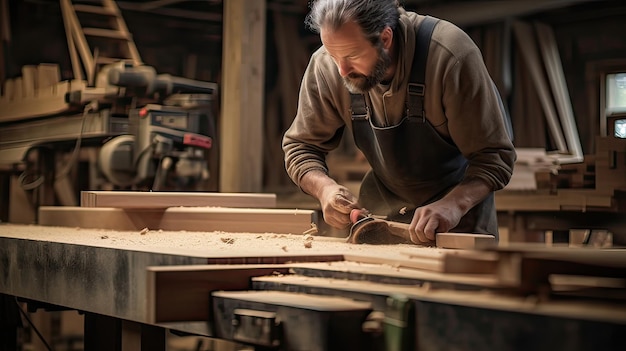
[0,64,82,122]
[146,243,626,325]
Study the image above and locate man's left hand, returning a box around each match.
[408,199,463,244]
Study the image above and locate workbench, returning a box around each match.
[1,223,625,351]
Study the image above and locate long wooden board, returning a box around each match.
[38,206,316,234]
[80,191,277,208]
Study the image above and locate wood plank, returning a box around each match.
[512,20,568,153]
[146,264,292,323]
[343,253,442,272]
[38,206,316,234]
[435,233,497,249]
[80,191,277,208]
[534,22,583,162]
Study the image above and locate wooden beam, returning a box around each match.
[220,0,266,192]
[38,206,316,234]
[80,191,277,208]
[146,264,292,323]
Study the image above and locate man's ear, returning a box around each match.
[381,26,393,49]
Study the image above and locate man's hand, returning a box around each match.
[408,198,463,243]
[407,178,491,244]
[299,170,360,229]
[319,184,359,228]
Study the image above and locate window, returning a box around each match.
[601,72,626,138]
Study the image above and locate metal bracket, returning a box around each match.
[232,308,281,348]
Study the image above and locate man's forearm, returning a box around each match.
[299,170,339,200]
[441,178,492,214]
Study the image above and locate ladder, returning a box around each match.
[60,0,142,85]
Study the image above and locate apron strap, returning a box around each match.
[406,16,439,121]
[350,93,369,121]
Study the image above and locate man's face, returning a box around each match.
[321,21,392,94]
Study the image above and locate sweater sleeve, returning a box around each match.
[282,51,348,187]
[440,32,516,191]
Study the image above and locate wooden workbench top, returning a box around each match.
[0,223,443,259]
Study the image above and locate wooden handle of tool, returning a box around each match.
[386,221,437,246]
[385,221,412,241]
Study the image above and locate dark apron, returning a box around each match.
[351,113,498,237]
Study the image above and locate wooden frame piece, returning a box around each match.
[80,191,277,209]
[38,206,316,234]
[146,264,291,323]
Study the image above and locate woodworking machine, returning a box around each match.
[0,61,218,192]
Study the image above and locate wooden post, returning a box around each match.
[220,0,266,192]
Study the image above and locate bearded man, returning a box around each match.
[282,0,516,244]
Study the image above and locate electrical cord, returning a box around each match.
[18,101,96,191]
[14,297,54,351]
[56,101,97,180]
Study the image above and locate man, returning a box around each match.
[282,0,516,244]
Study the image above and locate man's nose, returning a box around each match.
[337,60,352,77]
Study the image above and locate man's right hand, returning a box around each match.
[299,170,360,229]
[318,184,359,228]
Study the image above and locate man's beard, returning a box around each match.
[342,44,391,94]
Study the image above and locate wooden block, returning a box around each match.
[38,206,316,234]
[435,233,497,249]
[12,77,23,100]
[3,78,14,101]
[37,63,61,91]
[146,264,291,323]
[21,65,37,98]
[80,191,277,209]
[441,251,498,274]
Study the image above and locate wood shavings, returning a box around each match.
[100,235,108,239]
[399,207,407,215]
[302,223,318,235]
[221,237,235,244]
[281,245,288,252]
[140,228,149,235]
[303,233,314,248]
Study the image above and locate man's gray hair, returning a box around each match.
[305,0,401,45]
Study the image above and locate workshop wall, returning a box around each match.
[3,0,626,195]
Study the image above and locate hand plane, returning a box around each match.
[346,209,434,245]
